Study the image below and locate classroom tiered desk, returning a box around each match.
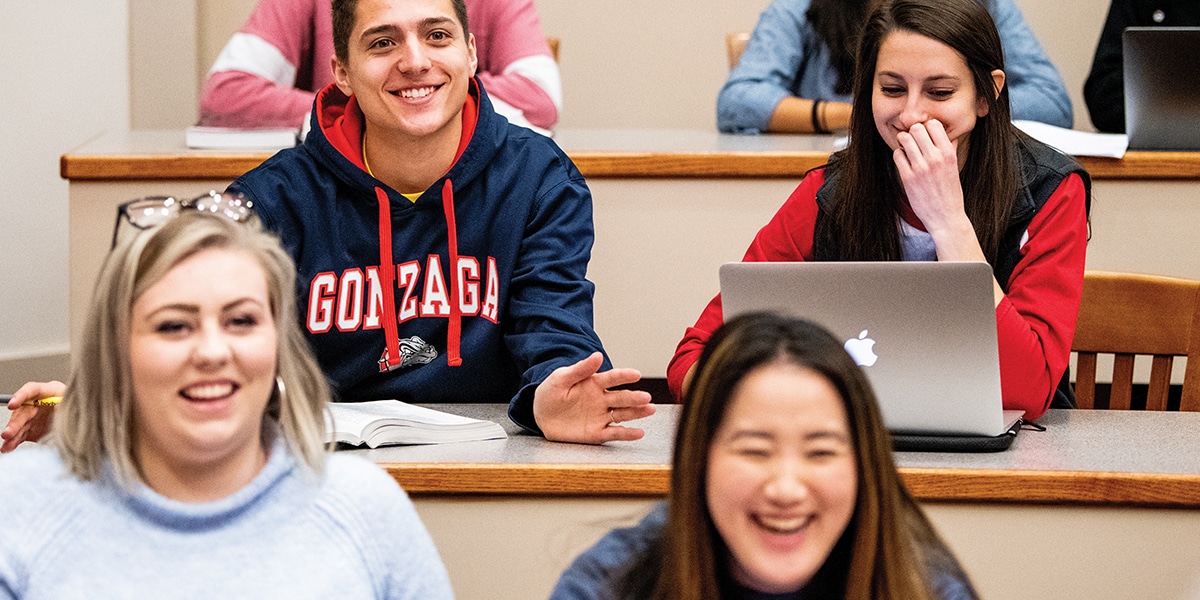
[60,131,1200,598]
[60,129,1200,379]
[359,405,1200,600]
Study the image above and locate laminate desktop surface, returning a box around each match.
[354,405,1200,507]
[59,128,1200,180]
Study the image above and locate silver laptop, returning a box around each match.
[720,261,1023,438]
[1124,27,1200,150]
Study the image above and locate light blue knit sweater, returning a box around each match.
[0,437,453,599]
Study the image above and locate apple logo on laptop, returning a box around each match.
[843,330,878,367]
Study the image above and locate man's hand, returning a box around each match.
[533,353,656,444]
[2,380,64,453]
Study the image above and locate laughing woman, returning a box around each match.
[551,313,976,599]
[674,0,1089,421]
[0,211,452,598]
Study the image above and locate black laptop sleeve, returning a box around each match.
[891,418,1022,453]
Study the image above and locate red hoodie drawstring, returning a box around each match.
[338,82,477,371]
[442,179,463,367]
[375,187,402,369]
[376,182,463,369]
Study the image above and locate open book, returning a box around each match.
[326,400,508,448]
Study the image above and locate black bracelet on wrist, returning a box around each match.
[811,99,830,134]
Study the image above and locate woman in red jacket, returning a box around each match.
[670,0,1090,420]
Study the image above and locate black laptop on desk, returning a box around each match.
[1124,27,1200,150]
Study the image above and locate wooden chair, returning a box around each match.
[547,37,560,63]
[725,31,751,68]
[1072,271,1200,410]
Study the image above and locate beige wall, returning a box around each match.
[129,0,198,129]
[1018,0,1108,131]
[188,0,1108,131]
[0,1,128,371]
[198,0,258,77]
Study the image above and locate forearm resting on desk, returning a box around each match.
[767,97,852,134]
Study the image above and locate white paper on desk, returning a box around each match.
[1013,120,1128,158]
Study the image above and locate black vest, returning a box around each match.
[811,135,1091,409]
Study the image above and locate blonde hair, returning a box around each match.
[53,211,330,486]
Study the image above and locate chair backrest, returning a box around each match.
[1072,270,1200,410]
[725,31,751,69]
[547,37,560,63]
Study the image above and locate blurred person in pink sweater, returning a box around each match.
[199,0,561,135]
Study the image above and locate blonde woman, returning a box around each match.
[0,210,451,598]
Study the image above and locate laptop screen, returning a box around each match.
[719,261,1012,436]
[1123,27,1200,150]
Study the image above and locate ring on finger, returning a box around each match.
[608,408,620,426]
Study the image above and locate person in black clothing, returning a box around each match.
[1084,0,1200,132]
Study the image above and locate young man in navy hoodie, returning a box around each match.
[226,0,654,444]
[3,0,652,450]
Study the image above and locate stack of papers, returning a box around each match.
[326,400,508,448]
[1013,120,1128,158]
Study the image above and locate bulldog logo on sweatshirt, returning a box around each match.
[378,336,439,372]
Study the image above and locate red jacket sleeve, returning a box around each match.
[666,170,824,400]
[995,172,1089,419]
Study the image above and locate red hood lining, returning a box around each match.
[319,79,480,178]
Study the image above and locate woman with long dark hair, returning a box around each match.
[679,0,1089,422]
[553,313,977,599]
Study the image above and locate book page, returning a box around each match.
[331,400,487,426]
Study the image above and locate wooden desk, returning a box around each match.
[61,130,1200,378]
[372,407,1200,507]
[356,405,1200,600]
[58,128,1200,181]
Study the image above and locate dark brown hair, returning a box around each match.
[816,0,1019,266]
[332,0,470,62]
[621,313,975,599]
[805,0,876,95]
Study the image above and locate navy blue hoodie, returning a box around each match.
[229,79,608,433]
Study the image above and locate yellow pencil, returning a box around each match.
[25,396,62,407]
[1,394,62,407]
